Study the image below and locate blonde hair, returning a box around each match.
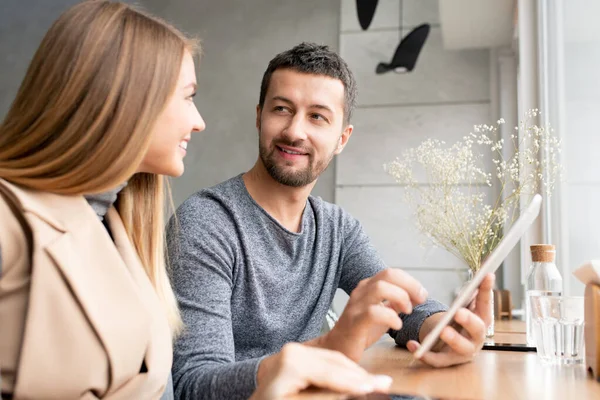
[0,0,199,336]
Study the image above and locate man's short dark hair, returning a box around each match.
[258,42,357,125]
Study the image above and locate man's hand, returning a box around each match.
[318,268,429,362]
[406,273,495,368]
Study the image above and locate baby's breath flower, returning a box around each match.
[385,109,562,272]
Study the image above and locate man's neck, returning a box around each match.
[243,160,315,233]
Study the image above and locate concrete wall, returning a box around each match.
[2,0,499,310]
[0,0,84,118]
[139,0,340,206]
[0,0,340,206]
[334,0,492,309]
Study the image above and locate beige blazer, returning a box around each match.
[0,179,172,399]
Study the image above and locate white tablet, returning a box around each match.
[413,194,542,359]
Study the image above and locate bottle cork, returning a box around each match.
[530,244,556,262]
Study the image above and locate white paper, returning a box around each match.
[573,260,600,285]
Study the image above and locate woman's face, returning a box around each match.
[137,51,205,177]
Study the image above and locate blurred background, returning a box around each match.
[1,0,597,314]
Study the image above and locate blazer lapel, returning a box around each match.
[3,181,170,398]
[41,196,152,391]
[105,208,148,281]
[106,207,173,373]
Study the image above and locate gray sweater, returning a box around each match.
[167,174,447,400]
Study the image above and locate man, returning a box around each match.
[168,42,494,400]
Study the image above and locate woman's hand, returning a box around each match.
[251,343,392,399]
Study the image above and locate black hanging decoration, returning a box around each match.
[376,23,430,74]
[356,0,379,30]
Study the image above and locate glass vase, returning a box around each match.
[467,269,494,338]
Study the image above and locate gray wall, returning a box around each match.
[139,0,340,206]
[334,0,492,310]
[1,0,494,309]
[0,0,83,117]
[0,0,340,206]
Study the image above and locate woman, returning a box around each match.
[0,1,391,399]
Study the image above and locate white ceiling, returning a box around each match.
[438,0,516,50]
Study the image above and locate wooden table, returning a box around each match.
[487,319,527,345]
[288,320,600,399]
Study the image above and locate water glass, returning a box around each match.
[530,295,585,365]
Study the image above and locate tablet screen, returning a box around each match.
[413,194,542,359]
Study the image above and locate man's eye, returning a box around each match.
[274,106,290,113]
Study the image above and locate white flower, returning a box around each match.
[385,109,562,272]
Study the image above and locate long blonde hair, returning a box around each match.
[0,0,198,336]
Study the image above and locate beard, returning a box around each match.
[258,133,335,187]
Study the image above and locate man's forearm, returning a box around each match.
[175,357,262,400]
[305,309,449,361]
[418,311,447,342]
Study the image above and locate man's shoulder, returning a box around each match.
[173,175,244,228]
[308,195,357,227]
[180,175,243,210]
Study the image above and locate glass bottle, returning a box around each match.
[525,244,563,346]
